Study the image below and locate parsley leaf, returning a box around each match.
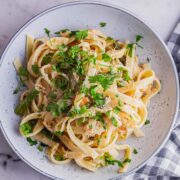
[51,76,69,91]
[44,28,50,37]
[95,112,106,129]
[54,154,65,161]
[123,158,131,163]
[99,22,106,27]
[37,145,43,152]
[89,74,116,90]
[136,35,143,43]
[47,90,74,117]
[104,152,123,168]
[126,43,135,57]
[54,29,69,35]
[54,131,64,136]
[133,148,138,154]
[31,64,39,75]
[102,53,112,62]
[89,86,105,107]
[144,119,150,125]
[26,137,37,146]
[69,106,87,117]
[113,106,121,114]
[75,30,88,40]
[42,53,53,65]
[111,117,118,127]
[15,89,39,116]
[20,123,33,135]
[18,66,29,82]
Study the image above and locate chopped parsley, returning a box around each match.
[44,28,50,37]
[144,119,150,125]
[89,74,116,90]
[20,123,33,135]
[133,148,138,154]
[31,64,39,75]
[37,145,43,152]
[13,84,23,94]
[89,86,105,107]
[51,76,69,91]
[42,53,53,64]
[123,158,131,163]
[26,137,37,146]
[135,35,143,48]
[113,106,121,114]
[54,29,69,35]
[102,53,112,62]
[89,124,93,129]
[54,154,65,161]
[80,86,89,95]
[15,89,39,116]
[118,67,131,81]
[75,30,88,40]
[54,131,64,136]
[95,112,106,129]
[104,152,123,168]
[18,66,29,82]
[99,22,106,27]
[126,43,135,58]
[111,117,118,127]
[147,57,150,62]
[69,105,87,117]
[46,90,73,117]
[118,100,123,107]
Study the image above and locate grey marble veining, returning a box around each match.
[0,0,179,179]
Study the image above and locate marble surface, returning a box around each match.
[0,0,179,180]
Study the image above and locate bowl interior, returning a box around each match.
[0,2,178,180]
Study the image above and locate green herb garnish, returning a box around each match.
[99,22,106,27]
[20,123,33,135]
[51,76,69,91]
[104,152,123,168]
[95,112,106,129]
[18,66,29,82]
[113,106,121,114]
[69,106,87,117]
[31,64,39,75]
[75,30,88,40]
[44,28,50,37]
[89,74,116,90]
[54,29,69,35]
[26,137,37,146]
[135,35,143,48]
[102,53,112,62]
[54,154,65,161]
[123,158,131,163]
[42,53,53,65]
[37,145,43,152]
[144,119,150,125]
[15,89,39,116]
[133,148,138,154]
[89,86,105,107]
[55,131,64,136]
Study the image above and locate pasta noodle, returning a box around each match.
[14,29,161,173]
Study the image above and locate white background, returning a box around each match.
[0,0,179,180]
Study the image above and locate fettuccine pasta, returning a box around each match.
[14,29,161,173]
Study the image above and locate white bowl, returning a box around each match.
[0,1,179,180]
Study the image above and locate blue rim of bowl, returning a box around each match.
[0,1,179,179]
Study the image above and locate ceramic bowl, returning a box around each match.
[0,1,179,180]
